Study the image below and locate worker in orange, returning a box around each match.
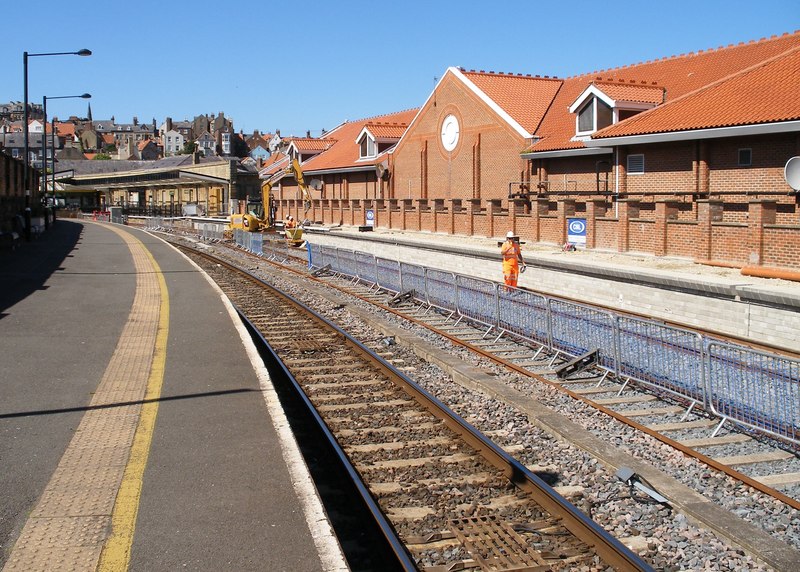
[500,231,526,289]
[285,215,296,229]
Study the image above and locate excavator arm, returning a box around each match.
[288,158,313,214]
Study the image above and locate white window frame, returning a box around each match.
[627,153,645,175]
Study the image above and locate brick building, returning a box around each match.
[276,31,800,270]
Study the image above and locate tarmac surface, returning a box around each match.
[0,220,344,571]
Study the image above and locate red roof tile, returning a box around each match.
[460,70,562,134]
[363,123,407,139]
[300,109,418,172]
[288,137,336,152]
[593,46,800,138]
[591,81,665,105]
[526,31,800,153]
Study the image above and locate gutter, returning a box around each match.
[585,120,800,147]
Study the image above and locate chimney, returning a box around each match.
[133,116,138,125]
[306,130,311,138]
[166,117,173,132]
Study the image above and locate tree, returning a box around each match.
[93,153,112,160]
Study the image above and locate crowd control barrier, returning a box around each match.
[304,241,799,446]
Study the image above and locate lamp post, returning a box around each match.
[170,190,175,218]
[41,93,91,228]
[22,48,91,239]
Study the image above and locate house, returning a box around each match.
[265,110,416,223]
[162,129,185,156]
[196,131,216,156]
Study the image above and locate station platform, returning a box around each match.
[0,220,345,571]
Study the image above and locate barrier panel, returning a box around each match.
[376,258,401,295]
[497,288,550,347]
[337,249,359,280]
[356,251,378,286]
[455,275,498,330]
[425,268,458,312]
[92,210,111,222]
[616,317,705,406]
[548,299,616,371]
[707,342,800,445]
[399,262,426,304]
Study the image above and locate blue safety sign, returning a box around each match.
[567,218,586,245]
[366,209,375,227]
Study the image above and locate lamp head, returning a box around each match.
[76,49,92,56]
[80,93,91,99]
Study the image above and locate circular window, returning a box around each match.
[440,114,460,152]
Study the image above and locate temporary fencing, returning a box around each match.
[706,342,799,444]
[304,242,799,446]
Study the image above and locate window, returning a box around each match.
[578,102,594,133]
[358,134,376,158]
[596,100,612,130]
[627,154,645,174]
[738,148,752,167]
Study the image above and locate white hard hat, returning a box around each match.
[506,231,514,238]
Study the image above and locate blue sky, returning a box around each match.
[5,0,798,137]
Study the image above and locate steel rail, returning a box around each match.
[180,244,654,571]
[191,237,800,510]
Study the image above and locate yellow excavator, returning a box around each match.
[231,158,312,247]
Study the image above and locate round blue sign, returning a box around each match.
[568,219,586,234]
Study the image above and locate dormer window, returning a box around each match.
[358,133,377,158]
[570,81,662,138]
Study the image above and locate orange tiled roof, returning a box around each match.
[460,70,562,134]
[300,109,418,172]
[590,80,665,105]
[288,137,336,152]
[101,133,116,146]
[55,122,76,138]
[593,46,800,138]
[526,31,800,153]
[363,122,407,139]
[258,152,290,177]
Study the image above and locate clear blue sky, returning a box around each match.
[5,0,798,138]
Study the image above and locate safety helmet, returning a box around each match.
[506,231,514,238]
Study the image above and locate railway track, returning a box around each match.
[180,244,652,571]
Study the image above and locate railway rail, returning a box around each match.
[180,244,652,571]
[151,227,800,570]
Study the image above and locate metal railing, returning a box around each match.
[305,242,800,447]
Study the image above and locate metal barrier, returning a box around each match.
[707,342,800,443]
[454,274,497,331]
[616,317,705,408]
[549,299,616,372]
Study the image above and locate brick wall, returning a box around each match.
[391,74,528,203]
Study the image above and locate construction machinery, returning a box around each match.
[230,158,312,247]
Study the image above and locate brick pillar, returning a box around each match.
[653,199,679,256]
[350,199,359,226]
[372,199,382,229]
[748,200,777,266]
[557,199,576,245]
[417,199,427,231]
[695,199,722,261]
[617,199,639,252]
[449,199,458,234]
[467,199,481,236]
[532,198,548,242]
[585,199,607,250]
[488,199,502,237]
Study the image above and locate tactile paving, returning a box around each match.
[4,227,162,571]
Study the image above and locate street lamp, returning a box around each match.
[22,48,91,239]
[41,93,91,227]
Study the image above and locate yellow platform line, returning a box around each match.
[2,223,167,572]
[98,230,169,571]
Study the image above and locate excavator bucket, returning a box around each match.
[285,227,304,246]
